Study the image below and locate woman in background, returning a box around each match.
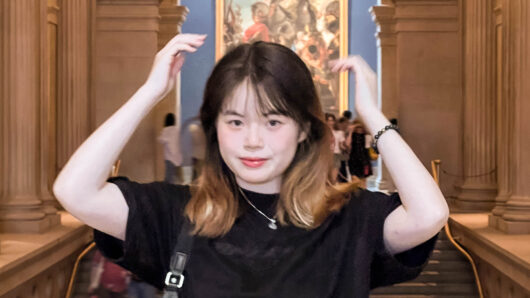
[158,113,182,183]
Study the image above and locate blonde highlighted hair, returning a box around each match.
[185,42,358,237]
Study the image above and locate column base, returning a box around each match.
[454,183,497,211]
[0,214,60,233]
[488,213,501,229]
[495,217,530,234]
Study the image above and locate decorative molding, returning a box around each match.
[96,5,160,32]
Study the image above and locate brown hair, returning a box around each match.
[185,42,358,237]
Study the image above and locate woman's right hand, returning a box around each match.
[143,33,207,100]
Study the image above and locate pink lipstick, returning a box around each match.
[240,158,267,168]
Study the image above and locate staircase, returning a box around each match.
[370,230,480,298]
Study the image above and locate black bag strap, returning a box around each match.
[163,219,194,298]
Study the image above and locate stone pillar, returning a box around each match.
[40,0,61,225]
[370,0,462,198]
[56,0,92,174]
[371,2,397,192]
[0,0,49,233]
[495,0,530,234]
[154,0,188,181]
[489,0,512,228]
[455,0,498,211]
[93,0,161,182]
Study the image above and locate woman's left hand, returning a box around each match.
[329,56,378,116]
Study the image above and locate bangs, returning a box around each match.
[221,76,302,122]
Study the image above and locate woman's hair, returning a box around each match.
[164,113,175,127]
[185,42,358,237]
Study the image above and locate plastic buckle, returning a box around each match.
[165,272,185,289]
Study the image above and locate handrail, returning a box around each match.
[65,242,96,298]
[430,159,484,298]
[65,159,121,298]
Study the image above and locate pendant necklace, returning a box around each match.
[238,187,278,230]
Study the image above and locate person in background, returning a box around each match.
[331,118,347,184]
[158,113,182,183]
[342,110,352,121]
[188,119,206,180]
[336,116,350,182]
[346,120,373,187]
[128,273,159,298]
[325,112,336,128]
[88,250,129,298]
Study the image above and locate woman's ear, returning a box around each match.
[298,122,310,143]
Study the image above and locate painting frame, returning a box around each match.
[215,0,349,114]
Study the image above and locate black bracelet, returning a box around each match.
[372,124,399,154]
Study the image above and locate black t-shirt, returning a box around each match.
[94,177,437,298]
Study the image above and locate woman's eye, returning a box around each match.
[268,120,282,127]
[228,120,243,127]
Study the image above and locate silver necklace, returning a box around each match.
[238,187,278,230]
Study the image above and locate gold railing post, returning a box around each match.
[431,159,484,298]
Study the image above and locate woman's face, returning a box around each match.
[326,116,335,128]
[216,82,306,194]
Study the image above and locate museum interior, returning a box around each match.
[0,0,529,297]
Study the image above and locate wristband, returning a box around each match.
[372,124,399,154]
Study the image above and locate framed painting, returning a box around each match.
[216,0,349,114]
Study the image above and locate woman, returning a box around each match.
[325,113,346,184]
[158,113,182,183]
[53,34,448,298]
[345,120,373,186]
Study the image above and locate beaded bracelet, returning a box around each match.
[372,124,400,154]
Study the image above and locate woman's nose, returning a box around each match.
[244,124,264,149]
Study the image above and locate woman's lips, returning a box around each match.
[240,158,267,168]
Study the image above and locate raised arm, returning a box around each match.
[329,56,449,254]
[53,34,206,240]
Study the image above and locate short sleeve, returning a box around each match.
[363,191,438,289]
[93,176,190,289]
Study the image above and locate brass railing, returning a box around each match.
[431,159,484,298]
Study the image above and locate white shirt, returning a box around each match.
[332,130,345,154]
[158,126,182,166]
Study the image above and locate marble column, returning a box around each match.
[154,0,188,181]
[94,0,161,182]
[489,0,512,228]
[495,0,530,234]
[56,0,92,174]
[370,0,462,198]
[371,2,397,192]
[455,0,498,211]
[40,0,61,225]
[0,0,49,233]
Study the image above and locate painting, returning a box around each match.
[216,0,349,114]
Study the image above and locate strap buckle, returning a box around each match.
[165,271,185,289]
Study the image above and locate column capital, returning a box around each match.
[391,0,459,32]
[371,5,396,47]
[96,2,161,32]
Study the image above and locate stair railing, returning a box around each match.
[65,159,121,298]
[430,159,484,298]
